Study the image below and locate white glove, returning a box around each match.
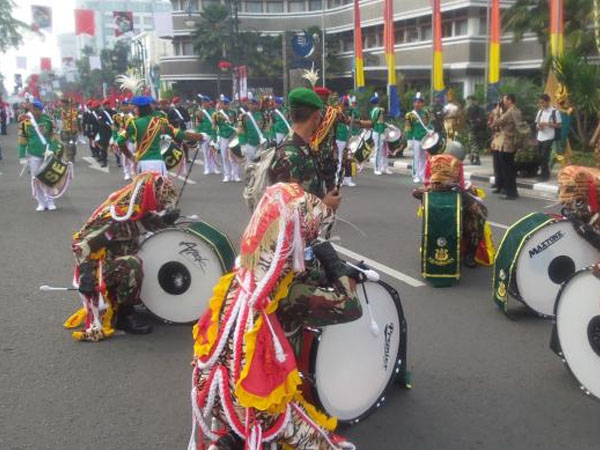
[19,158,28,165]
[44,148,54,158]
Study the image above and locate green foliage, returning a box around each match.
[497,77,544,123]
[0,0,26,53]
[160,88,177,100]
[192,4,232,67]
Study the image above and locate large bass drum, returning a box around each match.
[138,221,236,323]
[552,267,600,399]
[493,213,597,317]
[298,280,408,424]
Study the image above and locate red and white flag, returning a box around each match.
[75,9,95,36]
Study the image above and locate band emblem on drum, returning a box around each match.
[428,237,454,266]
[178,241,209,272]
[528,230,565,258]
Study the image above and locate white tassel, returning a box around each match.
[263,312,286,363]
[292,209,305,273]
[110,178,145,222]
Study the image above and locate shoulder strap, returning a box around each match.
[26,112,48,147]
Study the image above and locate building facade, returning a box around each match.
[160,0,543,97]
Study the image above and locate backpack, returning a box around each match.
[243,144,277,211]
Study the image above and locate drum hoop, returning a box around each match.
[552,265,592,317]
[185,221,236,273]
[307,279,407,425]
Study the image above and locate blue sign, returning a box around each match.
[291,31,315,59]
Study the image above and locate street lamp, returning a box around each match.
[184,0,197,28]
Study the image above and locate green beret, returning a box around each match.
[288,88,323,110]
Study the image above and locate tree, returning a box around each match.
[191,4,234,68]
[0,0,26,53]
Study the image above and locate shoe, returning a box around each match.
[47,202,57,211]
[100,161,108,168]
[115,310,152,334]
[384,169,393,175]
[473,156,481,165]
[343,179,356,187]
[214,169,222,175]
[413,177,422,183]
[203,169,209,175]
[233,176,241,182]
[492,188,502,194]
[374,171,382,176]
[500,194,518,200]
[124,174,131,181]
[222,177,231,183]
[464,253,476,268]
[35,204,46,212]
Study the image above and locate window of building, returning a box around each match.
[442,20,453,38]
[455,17,468,36]
[245,1,263,13]
[479,13,487,35]
[328,0,343,7]
[406,26,418,43]
[266,1,284,12]
[203,0,221,7]
[343,33,353,52]
[144,16,154,25]
[182,41,195,55]
[288,0,306,12]
[420,23,432,40]
[309,0,322,11]
[134,16,141,25]
[174,41,181,55]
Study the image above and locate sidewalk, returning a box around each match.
[385,149,559,196]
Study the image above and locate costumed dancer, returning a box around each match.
[65,173,181,341]
[92,100,113,168]
[215,95,241,182]
[116,96,204,175]
[189,182,359,449]
[18,99,63,211]
[59,97,79,163]
[369,93,389,176]
[404,92,431,183]
[196,95,220,175]
[413,152,494,268]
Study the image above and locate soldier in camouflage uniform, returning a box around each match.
[65,173,181,341]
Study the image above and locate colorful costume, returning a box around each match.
[190,182,359,449]
[65,173,179,341]
[59,100,79,162]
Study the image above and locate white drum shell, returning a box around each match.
[138,228,224,323]
[515,220,598,317]
[314,282,402,421]
[555,269,600,399]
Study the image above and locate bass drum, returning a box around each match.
[553,267,600,399]
[299,280,408,424]
[138,221,236,323]
[493,213,597,317]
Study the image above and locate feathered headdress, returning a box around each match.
[116,72,144,95]
[302,62,320,88]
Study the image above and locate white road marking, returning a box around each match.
[82,156,109,174]
[332,243,426,288]
[169,172,197,184]
[488,221,509,230]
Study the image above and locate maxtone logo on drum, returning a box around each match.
[383,323,394,370]
[528,230,565,258]
[179,241,209,271]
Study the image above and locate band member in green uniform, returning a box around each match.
[404,92,431,183]
[214,95,240,182]
[196,95,220,175]
[370,93,389,176]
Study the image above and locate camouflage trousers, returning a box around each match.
[462,204,486,254]
[468,128,487,156]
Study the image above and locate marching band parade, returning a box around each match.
[1,0,599,449]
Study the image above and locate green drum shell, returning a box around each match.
[186,221,236,274]
[36,156,68,187]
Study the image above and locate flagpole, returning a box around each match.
[430,4,434,102]
[322,0,326,87]
[484,0,490,106]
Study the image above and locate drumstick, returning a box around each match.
[344,261,380,282]
[19,162,28,178]
[360,281,380,338]
[175,139,203,207]
[39,285,78,292]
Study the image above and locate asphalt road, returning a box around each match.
[1,128,598,450]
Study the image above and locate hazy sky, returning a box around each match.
[1,0,76,95]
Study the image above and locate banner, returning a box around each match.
[383,0,399,117]
[40,57,52,71]
[353,0,365,89]
[16,56,27,70]
[432,0,445,93]
[31,5,52,32]
[153,11,173,37]
[113,11,134,37]
[550,0,564,57]
[89,56,102,71]
[75,9,95,36]
[233,66,248,101]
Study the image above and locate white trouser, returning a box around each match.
[122,142,135,179]
[276,133,285,145]
[137,159,167,175]
[29,156,54,207]
[201,139,219,174]
[373,131,387,173]
[244,144,257,163]
[411,139,426,182]
[218,137,240,180]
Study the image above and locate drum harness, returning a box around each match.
[240,107,268,146]
[410,109,434,137]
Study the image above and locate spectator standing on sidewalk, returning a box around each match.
[466,96,486,165]
[488,101,504,192]
[492,94,521,200]
[534,94,561,181]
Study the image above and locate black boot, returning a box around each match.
[474,155,481,165]
[464,251,477,268]
[115,306,152,334]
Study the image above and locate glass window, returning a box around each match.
[405,27,418,43]
[327,0,343,7]
[343,33,353,52]
[309,0,322,11]
[246,1,263,12]
[182,41,195,55]
[203,0,221,7]
[442,21,453,38]
[174,41,181,55]
[266,1,284,12]
[288,0,305,12]
[455,18,468,36]
[420,24,432,40]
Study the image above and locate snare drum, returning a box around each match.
[35,155,68,187]
[298,280,408,424]
[160,137,185,171]
[138,221,236,323]
[228,136,245,162]
[493,213,598,317]
[350,129,374,163]
[421,132,444,155]
[384,126,403,154]
[552,267,600,399]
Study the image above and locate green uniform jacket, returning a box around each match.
[241,111,263,146]
[336,118,350,142]
[18,113,59,158]
[215,110,236,139]
[349,108,361,136]
[195,108,216,140]
[273,108,289,134]
[404,109,430,141]
[116,111,184,161]
[370,106,386,133]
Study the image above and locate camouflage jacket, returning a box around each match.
[268,132,325,198]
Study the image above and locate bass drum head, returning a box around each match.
[138,227,227,323]
[555,269,600,399]
[515,220,598,317]
[314,281,405,423]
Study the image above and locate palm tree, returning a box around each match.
[191,4,236,67]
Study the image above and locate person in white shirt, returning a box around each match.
[535,94,561,181]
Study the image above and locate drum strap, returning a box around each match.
[172,106,184,122]
[218,110,231,124]
[411,110,432,134]
[273,109,292,132]
[26,112,49,148]
[103,110,114,126]
[243,109,267,144]
[201,108,214,126]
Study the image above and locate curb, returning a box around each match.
[386,159,559,195]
